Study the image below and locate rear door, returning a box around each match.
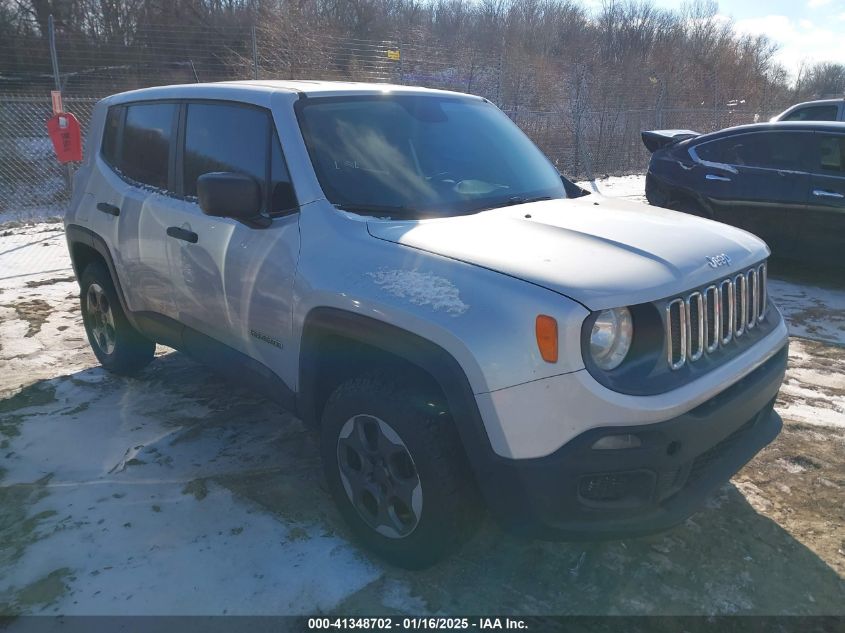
[805,132,845,265]
[100,101,181,320]
[691,131,812,258]
[167,100,301,385]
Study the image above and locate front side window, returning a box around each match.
[183,103,268,200]
[295,95,567,218]
[695,132,810,171]
[818,135,845,173]
[183,102,297,215]
[121,103,176,189]
[782,105,839,122]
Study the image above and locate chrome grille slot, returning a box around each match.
[686,292,704,362]
[704,285,719,353]
[734,274,746,338]
[666,298,686,370]
[746,268,757,330]
[664,263,768,370]
[720,279,733,345]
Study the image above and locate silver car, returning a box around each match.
[65,81,789,567]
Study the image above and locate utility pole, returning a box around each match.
[252,25,259,80]
[48,15,73,191]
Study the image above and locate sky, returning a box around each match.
[652,0,845,78]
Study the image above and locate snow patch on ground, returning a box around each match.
[768,280,845,347]
[576,174,648,203]
[776,339,845,430]
[0,361,382,614]
[2,479,379,615]
[368,269,469,316]
[380,579,429,613]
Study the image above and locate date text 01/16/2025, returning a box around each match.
[307,617,529,630]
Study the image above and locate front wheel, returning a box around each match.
[320,373,481,568]
[80,262,155,375]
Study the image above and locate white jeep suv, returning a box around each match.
[65,81,789,568]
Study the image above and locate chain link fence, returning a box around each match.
[0,24,782,223]
[0,95,96,222]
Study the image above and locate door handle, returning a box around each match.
[812,189,844,199]
[96,202,120,216]
[705,174,731,182]
[166,227,198,243]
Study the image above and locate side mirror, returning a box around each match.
[197,172,262,220]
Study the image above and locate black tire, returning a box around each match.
[645,174,670,208]
[79,261,155,375]
[320,372,482,569]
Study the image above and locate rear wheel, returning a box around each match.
[320,373,481,568]
[645,174,671,208]
[80,262,155,375]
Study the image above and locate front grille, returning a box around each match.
[666,263,767,370]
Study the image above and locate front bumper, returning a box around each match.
[478,343,787,540]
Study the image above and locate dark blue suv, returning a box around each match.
[644,122,845,266]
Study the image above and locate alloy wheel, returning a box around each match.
[85,282,116,355]
[336,414,423,539]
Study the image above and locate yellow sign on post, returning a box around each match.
[387,49,401,61]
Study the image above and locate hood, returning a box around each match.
[366,196,769,311]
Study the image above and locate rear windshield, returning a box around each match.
[295,95,566,219]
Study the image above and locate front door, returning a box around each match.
[167,101,301,387]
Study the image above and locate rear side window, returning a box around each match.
[695,132,810,171]
[101,106,123,166]
[121,103,176,189]
[818,135,845,173]
[782,105,839,122]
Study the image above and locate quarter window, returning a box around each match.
[121,103,176,190]
[270,134,297,213]
[101,106,123,167]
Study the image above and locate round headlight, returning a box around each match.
[590,307,633,370]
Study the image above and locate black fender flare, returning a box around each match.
[298,307,501,490]
[65,224,141,330]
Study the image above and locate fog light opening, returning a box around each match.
[591,434,642,450]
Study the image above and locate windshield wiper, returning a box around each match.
[503,195,554,206]
[334,203,418,219]
[474,195,555,213]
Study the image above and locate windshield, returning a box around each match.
[295,95,567,218]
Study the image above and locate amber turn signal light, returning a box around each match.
[535,315,558,363]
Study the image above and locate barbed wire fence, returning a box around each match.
[0,21,786,222]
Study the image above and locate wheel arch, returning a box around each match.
[297,307,496,481]
[66,224,137,328]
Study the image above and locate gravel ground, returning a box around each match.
[1,177,843,616]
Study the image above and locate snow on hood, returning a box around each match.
[366,195,769,310]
